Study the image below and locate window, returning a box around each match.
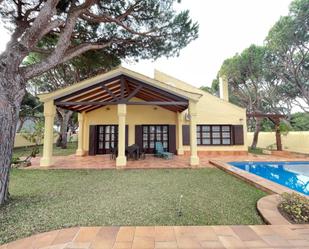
[197,125,232,145]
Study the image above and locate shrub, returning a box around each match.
[11,156,20,164]
[278,192,309,224]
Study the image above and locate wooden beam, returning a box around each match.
[55,76,121,102]
[56,101,188,106]
[125,85,143,101]
[126,76,188,101]
[101,84,119,100]
[124,80,131,95]
[82,94,129,113]
[65,88,122,111]
[120,76,125,99]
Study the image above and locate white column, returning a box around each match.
[40,101,56,167]
[116,104,127,168]
[177,112,184,155]
[189,100,199,166]
[76,112,85,156]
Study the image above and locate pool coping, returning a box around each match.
[209,160,300,195]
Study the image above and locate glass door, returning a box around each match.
[142,125,168,153]
[97,125,118,154]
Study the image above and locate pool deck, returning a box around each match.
[2,225,309,249]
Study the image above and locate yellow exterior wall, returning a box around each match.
[247,132,309,154]
[154,70,248,152]
[83,99,177,152]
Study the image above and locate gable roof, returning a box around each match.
[38,66,202,104]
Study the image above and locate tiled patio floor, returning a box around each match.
[26,153,307,170]
[2,225,309,249]
[27,154,213,169]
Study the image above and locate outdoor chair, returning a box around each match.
[110,146,117,160]
[139,147,146,160]
[154,142,174,159]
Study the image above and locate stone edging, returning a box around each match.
[209,160,295,195]
[257,194,291,225]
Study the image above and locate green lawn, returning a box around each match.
[0,168,266,244]
[13,142,77,158]
[248,147,265,155]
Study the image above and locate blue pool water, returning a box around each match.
[229,161,309,195]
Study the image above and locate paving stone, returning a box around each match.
[112,241,132,249]
[155,241,178,248]
[52,228,80,245]
[2,225,309,249]
[155,227,175,242]
[132,236,154,249]
[116,227,135,242]
[230,226,261,241]
[73,227,101,243]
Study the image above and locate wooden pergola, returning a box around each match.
[247,113,287,151]
[54,75,189,113]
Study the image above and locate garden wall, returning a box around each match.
[14,133,78,148]
[247,131,309,154]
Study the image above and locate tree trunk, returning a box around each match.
[16,117,25,133]
[58,108,73,149]
[251,118,262,149]
[0,75,25,205]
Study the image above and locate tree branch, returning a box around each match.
[23,1,100,80]
[60,42,113,63]
[20,0,60,50]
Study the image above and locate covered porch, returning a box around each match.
[38,67,202,168]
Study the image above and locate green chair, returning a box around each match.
[155,142,174,159]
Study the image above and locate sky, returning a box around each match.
[0,0,292,88]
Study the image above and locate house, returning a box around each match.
[38,67,247,168]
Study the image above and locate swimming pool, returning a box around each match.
[229,161,309,195]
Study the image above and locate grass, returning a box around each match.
[13,142,77,158]
[0,168,266,244]
[248,147,265,155]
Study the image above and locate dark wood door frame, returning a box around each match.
[142,125,169,153]
[96,125,118,154]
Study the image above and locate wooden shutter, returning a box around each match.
[88,125,97,155]
[125,125,129,147]
[182,125,190,145]
[168,125,176,153]
[135,125,143,149]
[233,125,244,145]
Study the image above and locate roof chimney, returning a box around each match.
[219,77,229,101]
